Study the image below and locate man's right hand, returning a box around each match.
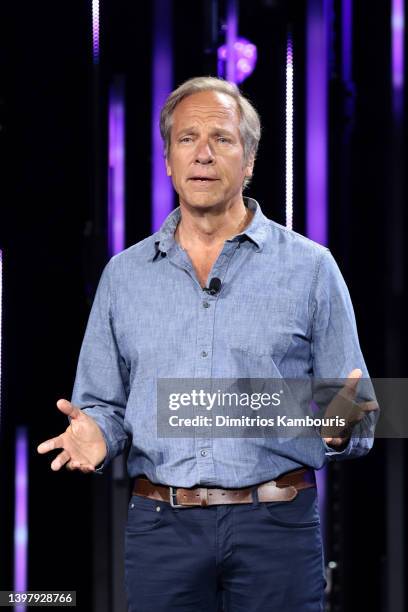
[37,399,108,473]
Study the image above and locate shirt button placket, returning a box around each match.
[194,286,219,483]
[195,294,214,478]
[193,248,235,484]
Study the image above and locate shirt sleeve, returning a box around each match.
[310,249,379,460]
[71,260,130,471]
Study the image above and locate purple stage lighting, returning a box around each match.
[306,0,329,246]
[152,0,174,232]
[218,38,257,84]
[342,0,353,85]
[108,78,126,256]
[14,427,28,612]
[306,0,330,547]
[92,0,100,65]
[226,0,238,82]
[392,0,404,118]
[392,0,404,91]
[286,34,294,230]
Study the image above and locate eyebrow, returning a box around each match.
[175,127,236,138]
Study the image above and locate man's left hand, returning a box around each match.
[322,368,379,449]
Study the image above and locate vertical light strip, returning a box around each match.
[392,0,404,89]
[226,0,238,83]
[14,427,28,612]
[306,0,329,245]
[392,0,405,115]
[108,77,126,256]
[286,33,294,230]
[306,0,330,547]
[342,0,352,85]
[152,0,173,232]
[387,7,405,612]
[92,0,100,65]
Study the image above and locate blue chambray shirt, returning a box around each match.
[71,198,376,487]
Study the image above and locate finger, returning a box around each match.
[342,369,363,399]
[37,434,65,454]
[323,436,349,447]
[56,399,81,419]
[66,460,95,473]
[349,400,380,424]
[358,400,379,413]
[80,465,96,474]
[65,460,77,471]
[51,450,71,471]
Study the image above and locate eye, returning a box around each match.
[179,136,193,143]
[217,136,231,144]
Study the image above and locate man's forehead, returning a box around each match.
[173,91,239,123]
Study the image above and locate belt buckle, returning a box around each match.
[169,486,184,508]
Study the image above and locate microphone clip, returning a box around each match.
[203,277,222,296]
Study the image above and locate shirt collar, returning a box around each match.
[153,196,270,258]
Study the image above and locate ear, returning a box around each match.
[244,154,255,179]
[165,156,172,177]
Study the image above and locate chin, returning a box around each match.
[182,192,222,209]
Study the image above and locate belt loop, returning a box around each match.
[252,486,260,506]
[200,488,209,507]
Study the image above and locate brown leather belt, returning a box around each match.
[132,468,316,508]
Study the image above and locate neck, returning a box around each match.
[175,197,253,250]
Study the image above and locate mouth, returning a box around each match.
[188,177,219,182]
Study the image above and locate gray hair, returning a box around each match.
[160,76,261,188]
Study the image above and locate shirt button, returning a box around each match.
[201,351,208,358]
[200,450,208,457]
[203,301,210,308]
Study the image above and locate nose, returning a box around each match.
[195,139,214,165]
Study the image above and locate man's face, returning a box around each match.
[165,90,254,210]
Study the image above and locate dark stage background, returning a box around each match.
[0,1,407,611]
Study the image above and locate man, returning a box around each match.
[38,77,378,611]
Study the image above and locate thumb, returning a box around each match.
[56,398,81,419]
[343,368,362,399]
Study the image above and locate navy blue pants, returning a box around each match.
[124,487,326,612]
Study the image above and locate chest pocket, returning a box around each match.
[223,294,296,359]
